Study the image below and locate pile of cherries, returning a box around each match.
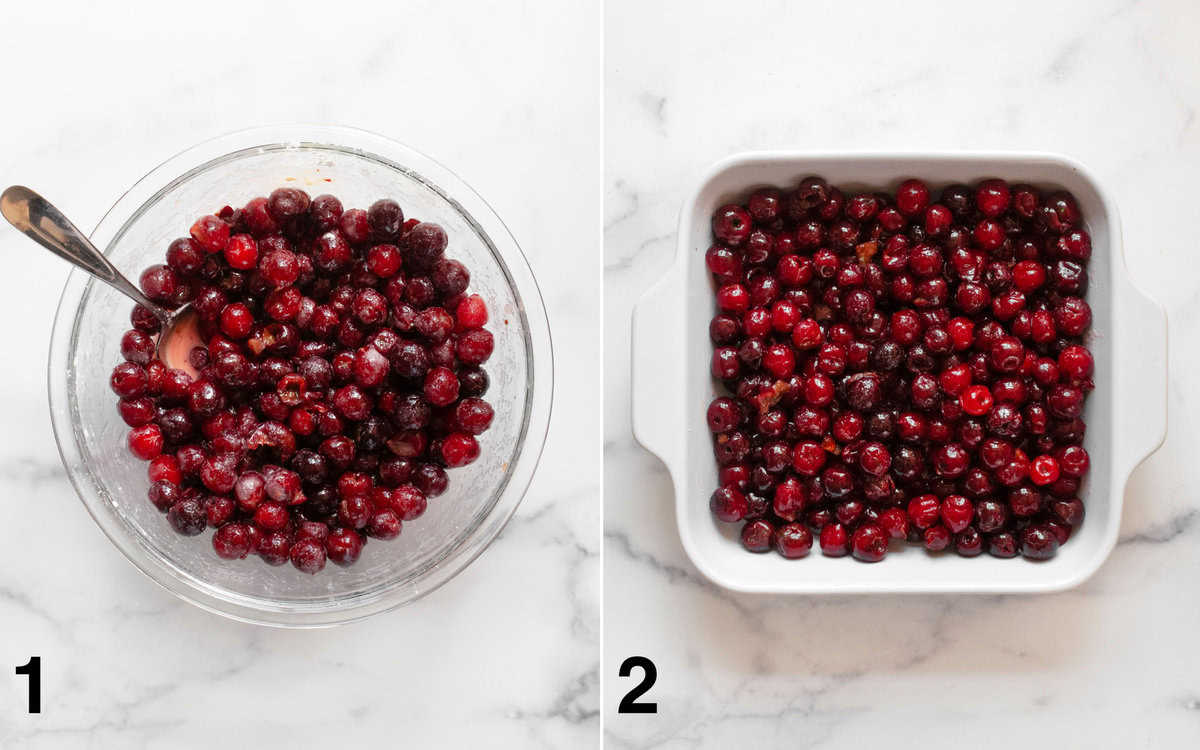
[110,188,494,573]
[705,176,1093,562]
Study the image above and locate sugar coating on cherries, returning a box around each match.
[705,177,1093,562]
[112,188,494,574]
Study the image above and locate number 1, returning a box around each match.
[15,657,40,713]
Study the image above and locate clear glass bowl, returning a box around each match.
[47,125,553,627]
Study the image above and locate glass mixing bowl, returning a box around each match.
[47,125,553,626]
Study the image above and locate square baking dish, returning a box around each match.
[632,152,1166,593]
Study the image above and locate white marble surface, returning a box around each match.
[605,0,1199,746]
[0,1,600,747]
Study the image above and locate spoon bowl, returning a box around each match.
[155,308,201,374]
[1,185,201,372]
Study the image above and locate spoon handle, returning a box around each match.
[1,185,168,318]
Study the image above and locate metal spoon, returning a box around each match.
[1,185,201,373]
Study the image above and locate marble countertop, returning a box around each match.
[0,1,600,747]
[604,0,1199,746]
[4,0,1199,745]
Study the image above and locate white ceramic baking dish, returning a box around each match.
[632,152,1166,593]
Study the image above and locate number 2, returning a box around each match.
[617,656,657,714]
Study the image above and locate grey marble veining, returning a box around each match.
[605,0,1199,746]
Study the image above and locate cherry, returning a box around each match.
[148,455,182,485]
[257,532,292,566]
[973,219,1005,251]
[851,524,888,562]
[307,193,343,230]
[167,498,207,536]
[189,215,230,253]
[955,527,984,557]
[923,525,952,552]
[791,441,827,476]
[710,486,748,522]
[212,523,253,560]
[746,188,782,223]
[1051,497,1085,526]
[878,507,910,540]
[960,385,993,416]
[260,247,300,288]
[326,528,364,566]
[774,523,813,558]
[268,188,311,221]
[148,481,180,512]
[1020,525,1059,560]
[455,398,494,435]
[128,424,163,460]
[716,283,750,313]
[1030,455,1061,486]
[940,494,974,534]
[975,179,1011,218]
[1058,344,1094,383]
[1056,229,1092,261]
[223,234,258,270]
[908,495,941,530]
[1010,184,1039,218]
[112,191,496,572]
[988,532,1018,558]
[392,484,429,519]
[441,433,480,467]
[705,177,1093,564]
[741,520,775,552]
[895,179,930,216]
[1054,297,1092,336]
[1056,445,1090,477]
[367,509,403,540]
[290,538,327,574]
[819,523,850,557]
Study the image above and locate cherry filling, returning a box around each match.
[111,189,494,573]
[706,177,1093,562]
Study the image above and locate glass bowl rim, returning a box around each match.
[46,124,554,627]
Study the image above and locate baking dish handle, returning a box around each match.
[1113,273,1167,476]
[631,259,686,471]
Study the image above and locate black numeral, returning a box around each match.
[617,656,657,714]
[15,657,40,713]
